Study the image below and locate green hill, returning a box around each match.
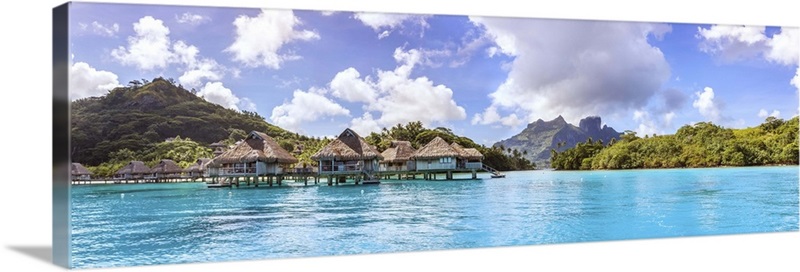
[70,77,295,166]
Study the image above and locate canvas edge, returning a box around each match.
[53,1,71,269]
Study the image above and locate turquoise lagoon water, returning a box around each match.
[70,166,799,268]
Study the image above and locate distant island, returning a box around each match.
[550,117,799,170]
[493,115,622,167]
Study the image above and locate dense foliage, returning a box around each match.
[551,117,799,170]
[364,122,536,171]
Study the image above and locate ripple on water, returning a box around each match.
[70,167,799,268]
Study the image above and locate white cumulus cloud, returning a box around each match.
[353,12,429,38]
[111,16,227,89]
[239,97,257,112]
[697,25,768,61]
[196,82,254,112]
[225,9,319,69]
[698,25,799,94]
[692,87,723,122]
[472,106,522,127]
[757,109,781,118]
[172,40,224,88]
[274,46,469,135]
[469,17,672,127]
[329,67,378,104]
[111,16,173,70]
[350,112,382,136]
[330,47,466,134]
[270,89,350,132]
[697,25,799,66]
[69,62,121,100]
[765,28,799,66]
[633,110,659,136]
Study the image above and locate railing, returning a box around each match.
[320,165,362,172]
[218,167,257,175]
[153,173,183,178]
[417,163,456,170]
[286,167,315,174]
[380,164,416,172]
[114,174,146,180]
[482,164,501,175]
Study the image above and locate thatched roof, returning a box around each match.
[71,163,92,175]
[151,159,183,174]
[311,128,382,161]
[451,143,484,160]
[116,161,151,175]
[208,131,298,166]
[183,158,211,173]
[413,137,460,160]
[380,141,416,163]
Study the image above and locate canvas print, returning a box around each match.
[55,1,799,269]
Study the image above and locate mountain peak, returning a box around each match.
[579,116,602,133]
[495,115,622,167]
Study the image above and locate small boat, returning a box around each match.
[362,180,381,185]
[491,173,506,178]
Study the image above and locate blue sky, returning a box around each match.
[68,2,799,145]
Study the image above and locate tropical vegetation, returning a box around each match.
[550,117,799,170]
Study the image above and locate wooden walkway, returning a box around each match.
[73,165,502,188]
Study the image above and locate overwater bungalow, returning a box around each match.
[114,161,151,182]
[450,143,484,170]
[150,159,183,181]
[413,137,461,171]
[207,131,299,177]
[183,158,211,179]
[311,128,382,177]
[379,140,416,172]
[71,163,93,181]
[412,137,485,180]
